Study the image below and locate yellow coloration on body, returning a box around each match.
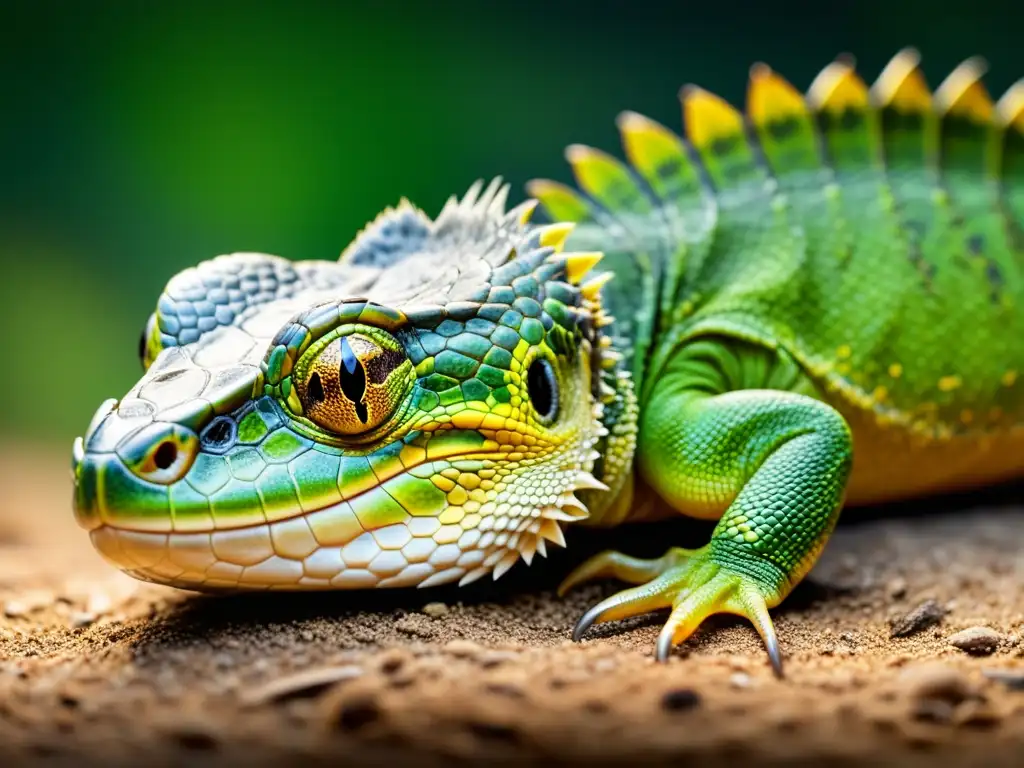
[746,64,808,125]
[996,79,1024,131]
[565,252,604,284]
[935,57,994,123]
[870,48,932,111]
[682,86,745,148]
[522,180,588,222]
[538,222,575,251]
[617,111,687,175]
[807,59,871,113]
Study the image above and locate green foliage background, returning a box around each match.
[1,0,1020,442]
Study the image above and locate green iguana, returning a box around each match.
[72,50,1024,676]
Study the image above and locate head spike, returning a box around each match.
[459,567,489,587]
[935,57,993,123]
[581,270,613,300]
[491,550,520,580]
[681,85,745,151]
[871,48,931,111]
[573,470,610,492]
[557,493,591,518]
[519,537,537,565]
[538,519,567,548]
[538,222,576,251]
[542,506,587,523]
[565,252,604,284]
[508,198,538,226]
[807,58,870,112]
[460,179,485,209]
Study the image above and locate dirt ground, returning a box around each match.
[2,441,1024,767]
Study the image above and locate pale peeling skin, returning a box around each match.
[75,49,1024,678]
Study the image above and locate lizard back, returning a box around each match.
[529,49,1024,506]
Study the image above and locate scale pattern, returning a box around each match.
[73,181,621,590]
[529,49,1024,449]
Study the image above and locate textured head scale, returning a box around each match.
[72,179,618,590]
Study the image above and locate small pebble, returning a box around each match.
[70,612,96,628]
[949,626,1002,655]
[3,601,27,619]
[729,672,752,689]
[887,577,908,599]
[889,599,948,638]
[422,602,449,618]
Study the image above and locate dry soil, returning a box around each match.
[2,441,1024,767]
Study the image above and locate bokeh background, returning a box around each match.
[1,0,1021,447]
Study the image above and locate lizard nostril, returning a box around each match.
[153,441,178,470]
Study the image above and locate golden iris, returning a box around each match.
[294,331,411,436]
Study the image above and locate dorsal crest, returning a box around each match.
[340,177,536,271]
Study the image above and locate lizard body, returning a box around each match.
[72,50,1024,675]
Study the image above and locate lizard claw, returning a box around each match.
[562,546,785,678]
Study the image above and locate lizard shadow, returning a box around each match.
[127,478,1023,654]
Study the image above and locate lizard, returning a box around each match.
[72,49,1024,676]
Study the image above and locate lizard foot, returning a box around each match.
[559,545,784,677]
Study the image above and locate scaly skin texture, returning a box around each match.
[74,50,1024,676]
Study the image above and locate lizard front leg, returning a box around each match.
[561,338,853,676]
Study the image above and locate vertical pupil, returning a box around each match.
[308,371,325,403]
[339,337,368,423]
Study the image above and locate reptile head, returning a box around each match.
[72,180,625,590]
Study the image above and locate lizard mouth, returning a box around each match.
[75,443,499,590]
[77,442,591,591]
[87,512,473,591]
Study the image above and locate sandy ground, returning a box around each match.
[2,441,1024,767]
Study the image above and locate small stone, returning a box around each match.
[949,626,1002,655]
[70,612,96,628]
[422,602,449,618]
[729,672,752,689]
[3,601,27,619]
[889,599,948,638]
[887,577,908,599]
[661,688,702,712]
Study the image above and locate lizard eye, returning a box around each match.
[527,357,559,424]
[293,330,412,436]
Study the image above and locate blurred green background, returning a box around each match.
[1,0,1021,445]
